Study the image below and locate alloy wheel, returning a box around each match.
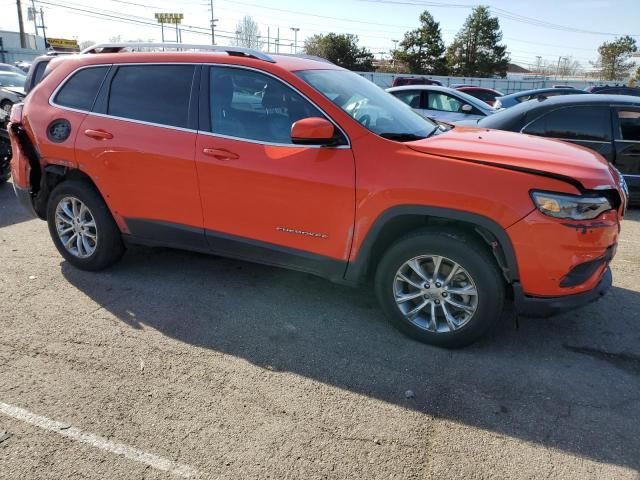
[54,196,98,258]
[393,254,479,333]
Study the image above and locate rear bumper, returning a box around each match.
[513,267,612,317]
[13,183,38,217]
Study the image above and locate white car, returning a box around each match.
[386,85,495,123]
[0,72,27,114]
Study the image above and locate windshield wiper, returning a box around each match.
[379,132,427,142]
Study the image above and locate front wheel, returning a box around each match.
[375,230,505,348]
[47,180,125,270]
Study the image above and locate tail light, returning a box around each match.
[9,103,24,125]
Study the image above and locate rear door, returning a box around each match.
[613,108,640,189]
[74,63,205,247]
[194,65,355,277]
[424,91,484,122]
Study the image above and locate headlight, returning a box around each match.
[531,191,613,220]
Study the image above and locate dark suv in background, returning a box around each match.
[586,85,640,96]
[469,94,638,204]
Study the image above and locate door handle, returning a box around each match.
[202,148,239,161]
[84,129,113,140]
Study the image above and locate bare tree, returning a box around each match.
[233,15,261,49]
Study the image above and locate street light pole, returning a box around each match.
[290,27,299,54]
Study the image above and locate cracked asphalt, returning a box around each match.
[1,180,639,479]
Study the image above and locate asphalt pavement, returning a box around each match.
[1,180,639,479]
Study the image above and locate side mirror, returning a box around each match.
[461,104,473,113]
[291,117,335,145]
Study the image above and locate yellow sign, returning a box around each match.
[154,13,184,24]
[47,37,79,49]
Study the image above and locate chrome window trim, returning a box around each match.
[614,139,640,144]
[48,61,351,149]
[554,138,610,144]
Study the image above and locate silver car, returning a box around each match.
[0,72,26,114]
[386,85,495,123]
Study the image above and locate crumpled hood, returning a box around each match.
[408,126,615,190]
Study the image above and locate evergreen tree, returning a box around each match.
[394,11,447,75]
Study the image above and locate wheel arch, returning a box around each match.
[344,206,519,285]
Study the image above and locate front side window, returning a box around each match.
[0,73,26,88]
[617,110,640,141]
[523,106,611,141]
[297,69,437,141]
[107,65,195,128]
[208,67,329,144]
[55,66,109,111]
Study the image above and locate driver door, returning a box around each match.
[194,66,356,277]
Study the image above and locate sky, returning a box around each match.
[1,0,639,70]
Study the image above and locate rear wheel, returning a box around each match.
[375,230,504,348]
[47,180,125,270]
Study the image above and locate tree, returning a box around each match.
[233,15,261,49]
[394,11,447,75]
[446,6,509,77]
[593,35,637,81]
[303,33,375,71]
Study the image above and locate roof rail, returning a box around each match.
[80,43,275,63]
[273,53,335,65]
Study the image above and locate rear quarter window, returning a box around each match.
[523,106,611,141]
[54,66,109,111]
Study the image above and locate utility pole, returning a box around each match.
[16,0,27,48]
[39,7,47,48]
[267,27,270,53]
[290,27,299,54]
[209,0,218,45]
[29,0,38,44]
[276,28,279,53]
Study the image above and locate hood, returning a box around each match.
[2,86,25,97]
[408,126,615,190]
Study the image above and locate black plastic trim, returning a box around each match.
[514,268,612,317]
[123,218,346,281]
[12,184,38,218]
[344,205,520,284]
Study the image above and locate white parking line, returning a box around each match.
[0,402,198,478]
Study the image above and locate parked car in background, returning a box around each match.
[0,63,27,75]
[14,61,32,73]
[495,87,587,109]
[387,85,495,122]
[585,85,640,96]
[455,86,504,106]
[0,72,27,114]
[466,94,638,204]
[391,76,442,87]
[0,110,10,185]
[23,52,75,95]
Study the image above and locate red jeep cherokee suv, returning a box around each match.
[9,44,626,347]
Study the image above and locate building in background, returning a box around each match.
[0,30,46,64]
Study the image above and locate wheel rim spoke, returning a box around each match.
[445,286,477,296]
[431,255,443,282]
[441,303,459,331]
[397,272,423,289]
[396,291,425,303]
[443,264,460,286]
[406,259,429,283]
[406,299,429,317]
[444,297,475,312]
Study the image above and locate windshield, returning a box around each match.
[296,69,438,141]
[0,73,26,88]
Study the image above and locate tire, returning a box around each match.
[47,180,125,271]
[0,100,13,115]
[375,229,505,348]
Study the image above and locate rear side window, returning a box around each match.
[523,106,611,141]
[54,66,109,111]
[107,65,195,128]
[391,90,422,108]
